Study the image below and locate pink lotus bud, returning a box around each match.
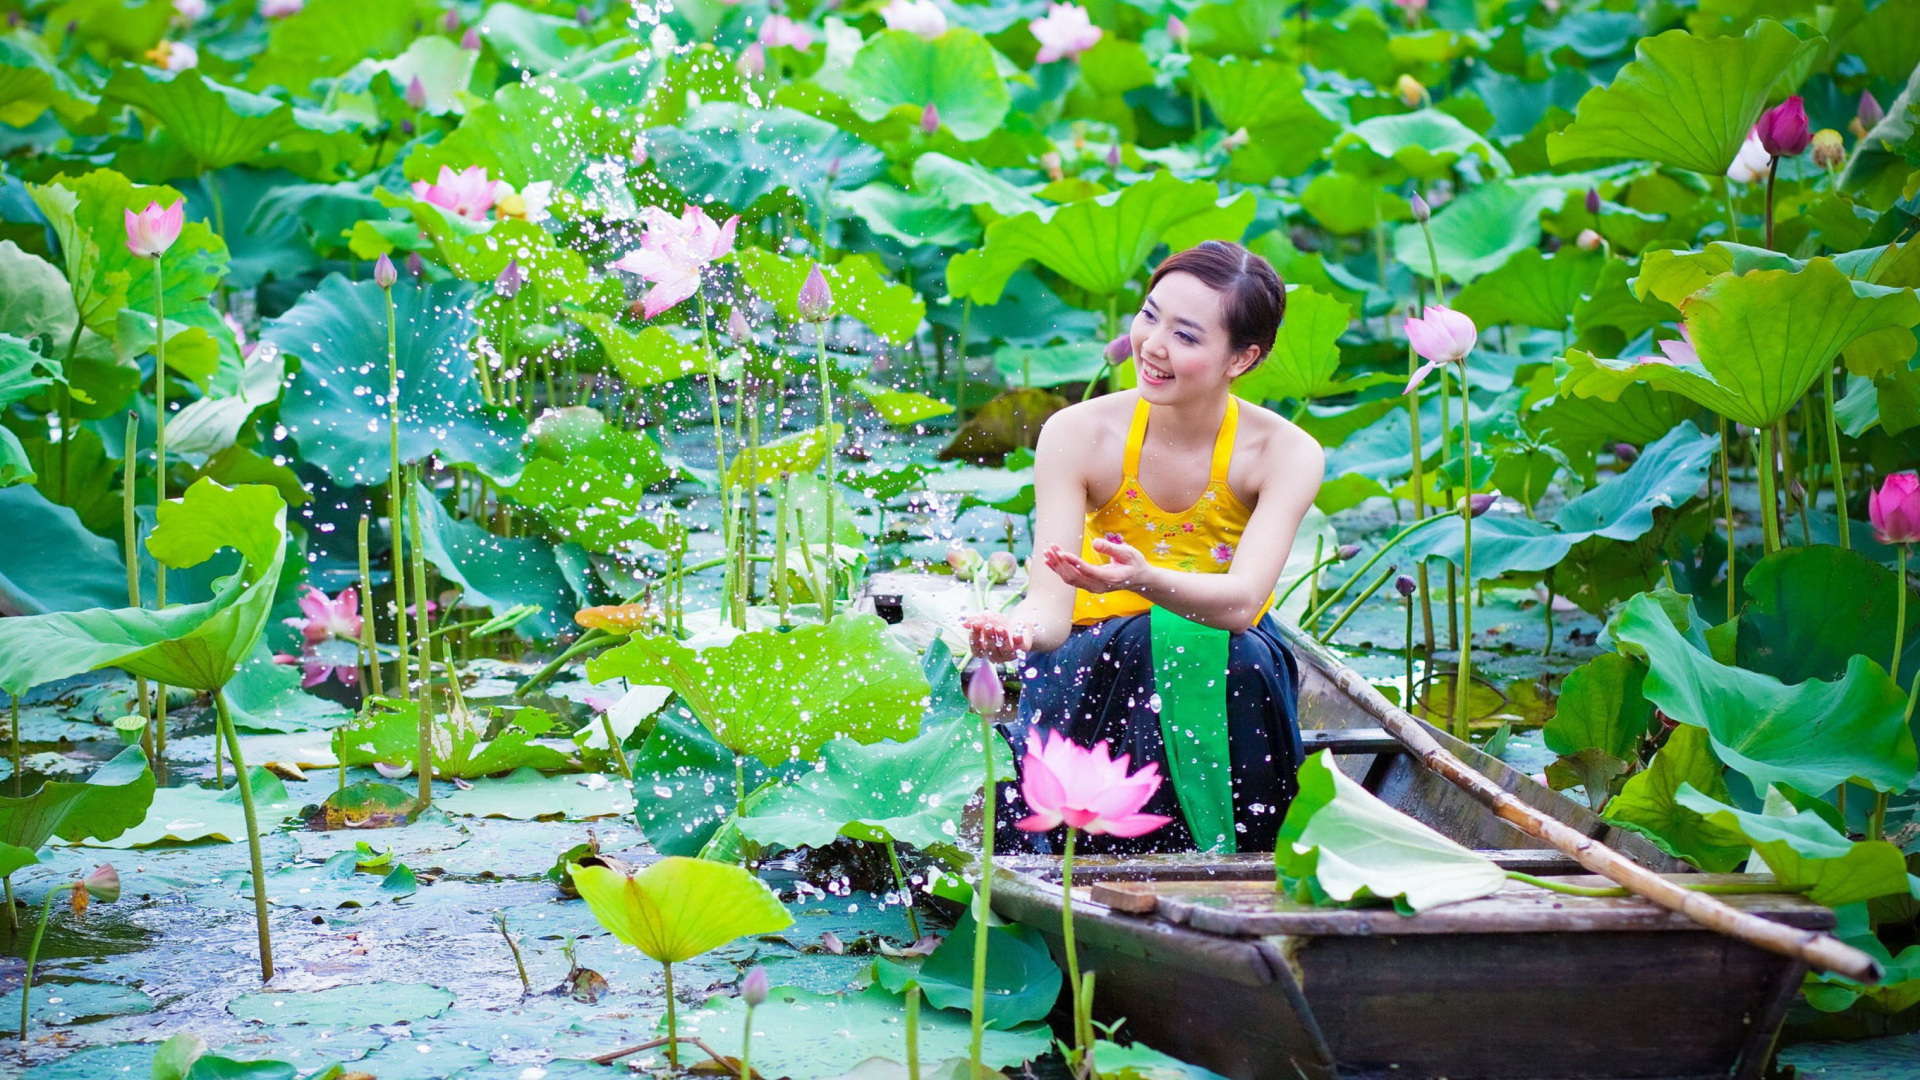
[1166,14,1186,43]
[630,135,648,166]
[1337,543,1361,561]
[797,264,832,322]
[1870,472,1920,545]
[964,657,1005,716]
[821,930,845,954]
[986,550,1018,584]
[1464,493,1496,518]
[405,75,427,109]
[1104,333,1131,363]
[496,257,525,298]
[827,155,842,180]
[1404,304,1476,365]
[74,864,121,912]
[1854,92,1884,141]
[124,200,184,258]
[1584,188,1601,215]
[406,252,425,277]
[461,27,481,49]
[742,966,769,1007]
[1756,95,1810,158]
[1394,574,1417,598]
[1410,192,1430,223]
[728,306,752,346]
[1106,143,1121,169]
[921,101,939,134]
[1576,228,1602,251]
[1811,128,1844,168]
[737,42,766,76]
[374,253,398,288]
[441,9,461,32]
[947,546,983,577]
[576,4,594,24]
[399,118,415,136]
[1611,442,1638,463]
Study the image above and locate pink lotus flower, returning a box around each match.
[145,40,198,71]
[1756,95,1811,158]
[276,641,360,688]
[610,204,741,319]
[921,102,940,135]
[737,42,767,76]
[881,0,947,38]
[410,165,501,221]
[173,0,207,23]
[259,0,303,16]
[1014,730,1173,838]
[283,585,362,645]
[125,200,184,258]
[1870,472,1920,545]
[759,14,814,50]
[1030,3,1101,64]
[1403,305,1477,394]
[1727,129,1771,184]
[1165,14,1187,44]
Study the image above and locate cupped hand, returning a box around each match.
[1042,538,1147,595]
[962,611,1033,663]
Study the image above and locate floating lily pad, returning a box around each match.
[435,768,634,821]
[229,981,455,1027]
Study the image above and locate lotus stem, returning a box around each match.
[1758,425,1781,553]
[495,913,531,995]
[18,884,65,1040]
[742,995,759,1080]
[1409,284,1435,659]
[697,291,739,631]
[358,514,381,700]
[884,839,922,940]
[1824,367,1850,549]
[1720,416,1736,619]
[4,877,13,939]
[216,691,273,981]
[1274,550,1345,611]
[384,281,410,700]
[904,985,921,1080]
[123,410,154,764]
[1404,591,1416,709]
[1763,156,1779,251]
[8,694,17,799]
[1317,564,1397,644]
[1060,827,1088,1073]
[408,471,433,809]
[776,473,791,628]
[150,254,167,607]
[1455,363,1477,744]
[968,704,997,1075]
[1880,544,1910,840]
[814,320,836,619]
[1299,514,1451,628]
[663,960,680,1070]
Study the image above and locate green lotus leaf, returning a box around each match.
[244,0,414,96]
[1331,108,1511,182]
[993,342,1106,389]
[1190,56,1340,179]
[1573,257,1673,347]
[854,380,955,426]
[645,103,883,216]
[391,193,593,300]
[0,332,62,410]
[1299,171,1411,236]
[1803,905,1920,1016]
[267,275,525,486]
[1546,20,1820,175]
[737,248,924,344]
[88,765,295,847]
[842,29,1009,141]
[0,428,28,487]
[569,855,793,963]
[910,153,1046,219]
[412,477,580,637]
[103,66,300,172]
[1567,259,1920,429]
[578,313,713,388]
[434,766,632,820]
[1676,785,1911,906]
[589,615,929,767]
[835,183,980,248]
[1231,285,1350,403]
[876,907,1060,1030]
[1531,380,1701,459]
[0,744,154,879]
[0,241,78,345]
[331,698,573,779]
[1839,62,1919,209]
[724,424,844,488]
[1392,180,1570,284]
[406,76,618,189]
[1278,750,1507,914]
[502,428,672,552]
[228,981,453,1027]
[1453,248,1604,331]
[1601,725,1750,872]
[630,707,801,856]
[1608,592,1919,795]
[0,34,97,127]
[1736,545,1920,686]
[1637,240,1920,309]
[1544,652,1653,761]
[0,482,127,614]
[738,716,1012,851]
[947,171,1254,304]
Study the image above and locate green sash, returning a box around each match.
[1149,605,1236,853]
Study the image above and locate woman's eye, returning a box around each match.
[1176,332,1195,345]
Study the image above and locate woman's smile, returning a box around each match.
[1138,356,1175,385]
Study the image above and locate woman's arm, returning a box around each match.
[964,413,1091,661]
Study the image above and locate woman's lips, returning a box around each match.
[1139,359,1173,384]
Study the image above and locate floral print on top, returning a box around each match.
[1071,396,1265,625]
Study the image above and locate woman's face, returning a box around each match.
[1128,270,1261,405]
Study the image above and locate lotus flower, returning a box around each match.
[986,550,1018,584]
[496,257,525,298]
[144,39,198,71]
[1395,574,1417,598]
[373,252,397,288]
[1643,329,1697,367]
[173,0,207,23]
[1870,473,1920,546]
[1014,730,1173,837]
[403,75,428,109]
[1410,191,1430,222]
[1403,305,1477,394]
[1727,129,1771,184]
[1756,95,1810,158]
[494,180,552,223]
[727,306,753,346]
[1105,333,1131,363]
[1393,0,1427,18]
[882,0,947,38]
[1853,92,1884,139]
[259,0,303,16]
[610,204,741,318]
[760,14,814,50]
[441,9,461,32]
[1395,74,1424,108]
[737,42,767,76]
[1576,228,1602,251]
[921,101,940,134]
[125,200,184,258]
[1166,14,1187,43]
[461,27,481,49]
[797,263,833,322]
[76,864,121,909]
[410,165,501,221]
[947,546,984,578]
[741,965,770,1006]
[965,658,1005,716]
[1584,187,1602,215]
[1030,3,1101,63]
[284,585,362,645]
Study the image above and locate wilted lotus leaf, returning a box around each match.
[938,388,1069,464]
[574,604,654,633]
[568,854,792,963]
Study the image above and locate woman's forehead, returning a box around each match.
[1147,270,1227,326]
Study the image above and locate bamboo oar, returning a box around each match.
[1287,629,1883,984]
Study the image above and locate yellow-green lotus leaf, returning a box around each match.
[568,855,792,963]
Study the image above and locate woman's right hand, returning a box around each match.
[962,612,1034,663]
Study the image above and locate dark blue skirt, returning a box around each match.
[995,612,1305,856]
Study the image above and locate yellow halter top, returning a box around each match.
[1071,395,1265,625]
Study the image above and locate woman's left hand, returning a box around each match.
[1043,538,1149,594]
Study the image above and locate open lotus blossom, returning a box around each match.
[1640,329,1697,367]
[1403,305,1477,394]
[611,204,741,318]
[284,585,362,645]
[411,165,501,221]
[1015,730,1173,837]
[494,180,553,223]
[1030,3,1102,63]
[1727,128,1771,184]
[881,0,947,38]
[145,40,198,71]
[759,14,814,50]
[125,200,184,258]
[1870,472,1920,545]
[1756,95,1810,158]
[259,0,303,16]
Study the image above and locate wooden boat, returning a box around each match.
[986,625,1832,1080]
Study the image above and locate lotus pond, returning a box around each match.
[3,0,1920,1077]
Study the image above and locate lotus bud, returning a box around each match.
[1611,442,1638,463]
[964,657,1005,716]
[1410,192,1431,223]
[797,265,833,322]
[1852,92,1884,140]
[821,930,845,954]
[630,135,648,166]
[576,4,594,25]
[921,101,940,135]
[1394,574,1417,598]
[461,26,481,49]
[947,546,984,578]
[827,155,842,180]
[374,253,398,288]
[1221,126,1250,151]
[496,257,525,298]
[1167,14,1187,43]
[81,864,121,904]
[441,9,461,32]
[124,200,184,259]
[986,550,1018,584]
[1104,333,1132,363]
[1869,472,1920,545]
[1584,187,1601,215]
[741,966,769,1007]
[737,42,766,76]
[649,22,679,53]
[1395,74,1424,108]
[1576,228,1602,251]
[727,306,753,346]
[1463,493,1495,518]
[399,118,415,136]
[1041,150,1064,181]
[1106,143,1121,169]
[1756,95,1810,158]
[405,252,425,278]
[405,75,427,109]
[1337,543,1361,561]
[1811,128,1845,169]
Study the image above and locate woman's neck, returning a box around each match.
[1143,387,1231,446]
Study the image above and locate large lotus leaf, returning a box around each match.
[28,170,230,340]
[406,76,617,189]
[102,66,299,172]
[1230,285,1350,403]
[0,744,154,879]
[0,34,96,127]
[244,0,413,96]
[589,615,929,767]
[578,314,712,388]
[0,482,127,615]
[1544,652,1653,760]
[910,153,1046,218]
[390,193,593,300]
[841,29,1008,141]
[1675,786,1910,906]
[0,428,29,487]
[330,697,572,779]
[947,172,1253,304]
[86,766,293,848]
[1608,592,1918,795]
[1565,260,1920,429]
[434,767,632,820]
[1546,21,1819,175]
[412,477,578,637]
[738,717,1012,851]
[1277,750,1506,913]
[737,248,924,345]
[834,184,980,248]
[1392,180,1569,284]
[676,985,1051,1078]
[570,855,792,963]
[1331,109,1512,181]
[268,275,524,486]
[1738,545,1920,688]
[1573,257,1673,345]
[875,907,1061,1030]
[994,343,1106,388]
[0,241,79,344]
[1636,241,1920,309]
[0,479,286,695]
[631,707,801,856]
[1453,248,1604,331]
[1839,61,1919,208]
[1299,171,1411,236]
[1191,56,1339,174]
[0,334,62,412]
[502,428,671,552]
[1531,378,1701,457]
[644,103,883,216]
[1601,725,1750,873]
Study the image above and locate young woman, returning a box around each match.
[964,240,1325,855]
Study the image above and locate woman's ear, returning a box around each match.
[1227,345,1263,379]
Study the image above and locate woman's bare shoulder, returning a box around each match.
[1036,392,1136,449]
[1236,399,1326,478]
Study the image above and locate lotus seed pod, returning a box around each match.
[1811,128,1844,169]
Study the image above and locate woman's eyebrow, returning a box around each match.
[1143,296,1205,333]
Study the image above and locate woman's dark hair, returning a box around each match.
[1145,240,1285,368]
